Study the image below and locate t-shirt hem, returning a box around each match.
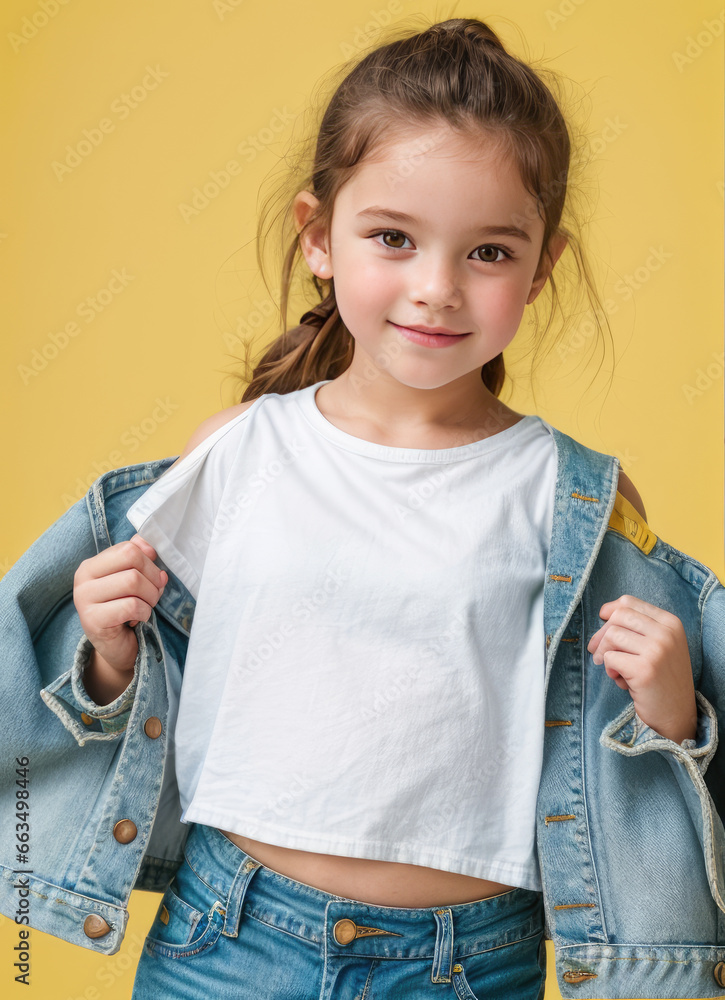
[182,805,541,891]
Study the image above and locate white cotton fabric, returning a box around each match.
[126,379,557,891]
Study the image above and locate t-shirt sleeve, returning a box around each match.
[125,406,256,599]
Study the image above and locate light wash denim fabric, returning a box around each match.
[0,423,724,998]
[131,822,546,1000]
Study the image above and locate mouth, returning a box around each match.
[404,325,468,336]
[390,322,472,348]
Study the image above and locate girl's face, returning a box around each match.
[297,124,566,395]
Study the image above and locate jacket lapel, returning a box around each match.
[544,427,620,697]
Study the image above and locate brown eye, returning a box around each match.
[381,231,408,249]
[476,245,503,263]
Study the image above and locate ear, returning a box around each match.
[293,190,333,279]
[526,232,568,305]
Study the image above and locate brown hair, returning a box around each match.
[233,15,610,404]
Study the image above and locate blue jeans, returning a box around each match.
[132,823,546,999]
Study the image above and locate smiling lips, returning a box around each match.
[404,324,467,335]
[390,322,472,348]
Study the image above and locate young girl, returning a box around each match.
[68,17,718,1000]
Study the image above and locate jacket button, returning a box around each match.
[113,819,138,844]
[144,717,163,739]
[333,918,357,945]
[83,914,112,939]
[80,712,95,726]
[563,970,598,984]
[714,962,725,988]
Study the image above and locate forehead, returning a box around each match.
[335,124,541,228]
[365,123,509,167]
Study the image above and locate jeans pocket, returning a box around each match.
[144,857,225,960]
[452,962,481,1000]
[452,930,546,1000]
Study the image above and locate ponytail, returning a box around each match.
[240,292,354,402]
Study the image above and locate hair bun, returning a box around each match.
[430,18,507,52]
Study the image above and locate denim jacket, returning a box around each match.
[1,425,723,999]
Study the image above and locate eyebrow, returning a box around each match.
[356,206,532,243]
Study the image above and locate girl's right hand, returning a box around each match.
[73,534,168,676]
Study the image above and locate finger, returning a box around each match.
[129,533,157,558]
[81,539,166,590]
[591,624,648,663]
[598,595,676,629]
[599,658,631,690]
[586,623,607,651]
[595,606,659,641]
[80,567,165,611]
[599,649,635,688]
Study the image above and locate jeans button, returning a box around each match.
[333,918,357,945]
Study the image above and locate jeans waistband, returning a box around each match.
[181,824,544,983]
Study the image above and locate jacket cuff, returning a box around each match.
[600,689,718,775]
[71,634,137,731]
[40,631,140,745]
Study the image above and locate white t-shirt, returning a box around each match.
[126,379,557,891]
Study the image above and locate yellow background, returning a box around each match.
[1,0,722,997]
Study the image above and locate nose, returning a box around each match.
[409,256,463,311]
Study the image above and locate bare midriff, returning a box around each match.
[218,830,517,907]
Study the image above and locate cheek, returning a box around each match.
[335,259,398,314]
[483,278,533,321]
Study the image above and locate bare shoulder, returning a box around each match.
[169,399,256,470]
[617,468,647,521]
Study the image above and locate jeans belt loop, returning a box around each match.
[431,907,454,983]
[221,856,262,938]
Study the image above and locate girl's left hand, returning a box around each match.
[587,594,698,745]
